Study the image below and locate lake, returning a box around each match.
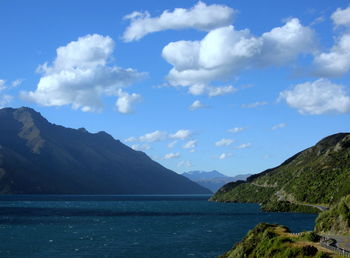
[0,195,316,257]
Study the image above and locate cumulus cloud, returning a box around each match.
[183,140,197,149]
[189,100,205,110]
[170,129,192,140]
[122,1,235,42]
[131,144,151,151]
[228,127,245,133]
[279,79,350,115]
[163,152,181,160]
[313,6,350,77]
[163,19,315,95]
[139,130,167,142]
[215,138,234,147]
[22,34,145,113]
[313,33,350,77]
[237,143,252,149]
[331,5,350,27]
[241,101,268,108]
[115,89,141,114]
[218,153,232,160]
[272,123,287,130]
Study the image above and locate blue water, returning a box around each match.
[0,195,316,258]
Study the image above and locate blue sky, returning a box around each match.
[0,0,349,176]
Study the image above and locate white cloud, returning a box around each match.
[331,5,350,27]
[313,6,350,77]
[115,89,141,114]
[189,100,205,110]
[215,138,234,147]
[237,143,252,149]
[168,140,177,148]
[131,144,151,151]
[122,1,235,42]
[163,152,180,160]
[0,79,22,91]
[313,33,350,77]
[228,127,245,133]
[170,129,192,140]
[0,80,6,91]
[11,79,23,87]
[139,130,167,142]
[163,19,315,95]
[272,123,287,130]
[183,140,197,149]
[186,84,236,96]
[177,160,193,168]
[242,101,268,108]
[218,153,232,160]
[21,34,145,113]
[0,95,13,108]
[124,136,138,142]
[280,78,350,115]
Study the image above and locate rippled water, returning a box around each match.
[0,195,316,257]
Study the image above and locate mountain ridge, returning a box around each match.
[0,107,211,194]
[182,170,251,192]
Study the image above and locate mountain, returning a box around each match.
[211,133,350,212]
[182,170,251,192]
[0,107,211,194]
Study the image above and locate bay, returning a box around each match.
[0,195,316,257]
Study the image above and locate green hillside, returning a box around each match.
[220,223,333,258]
[315,194,350,235]
[211,133,350,212]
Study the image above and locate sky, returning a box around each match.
[0,0,349,176]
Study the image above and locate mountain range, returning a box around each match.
[182,170,251,192]
[0,107,211,194]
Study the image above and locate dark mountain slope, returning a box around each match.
[0,107,210,194]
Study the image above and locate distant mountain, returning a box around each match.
[0,107,211,194]
[182,170,251,192]
[211,133,350,212]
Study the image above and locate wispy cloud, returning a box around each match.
[183,140,197,149]
[228,127,245,133]
[237,143,252,149]
[272,123,287,130]
[163,152,180,160]
[215,138,234,147]
[241,101,268,108]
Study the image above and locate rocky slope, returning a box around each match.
[0,107,211,194]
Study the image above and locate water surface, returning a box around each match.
[0,195,316,257]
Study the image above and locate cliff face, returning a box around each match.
[211,133,350,211]
[0,107,211,194]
